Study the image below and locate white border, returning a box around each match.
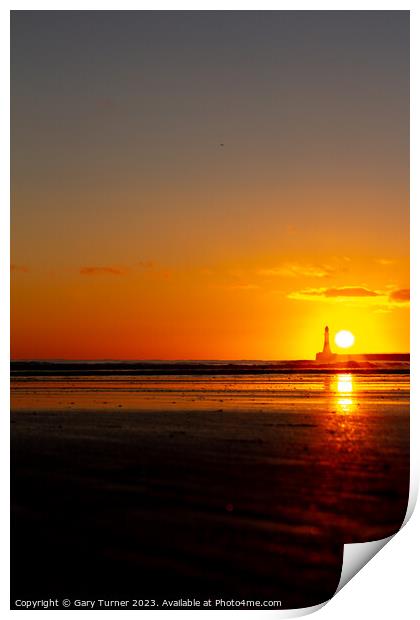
[2,3,417,618]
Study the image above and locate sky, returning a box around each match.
[11,10,409,360]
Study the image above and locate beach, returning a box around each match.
[11,366,409,609]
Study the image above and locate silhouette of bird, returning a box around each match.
[219,143,224,147]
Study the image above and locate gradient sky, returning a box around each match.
[11,11,409,359]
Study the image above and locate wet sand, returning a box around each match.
[11,372,409,609]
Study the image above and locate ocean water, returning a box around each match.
[11,360,409,414]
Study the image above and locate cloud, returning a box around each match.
[259,263,334,278]
[376,258,395,266]
[11,264,29,273]
[324,287,379,298]
[257,257,352,279]
[389,288,410,302]
[80,266,125,276]
[288,286,380,300]
[79,261,173,280]
[289,285,410,308]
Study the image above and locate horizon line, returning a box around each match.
[11,354,411,363]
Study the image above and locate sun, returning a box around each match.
[335,330,355,349]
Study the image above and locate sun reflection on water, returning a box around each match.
[337,374,353,394]
[335,374,354,413]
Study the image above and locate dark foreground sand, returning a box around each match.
[11,397,409,609]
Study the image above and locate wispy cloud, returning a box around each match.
[259,263,334,278]
[389,288,410,302]
[257,257,352,279]
[80,266,125,276]
[11,264,29,273]
[288,285,410,307]
[288,286,380,300]
[375,258,396,266]
[324,287,379,298]
[79,261,173,280]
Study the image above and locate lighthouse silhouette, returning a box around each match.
[316,326,337,362]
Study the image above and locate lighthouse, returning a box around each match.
[322,326,331,356]
[316,325,337,362]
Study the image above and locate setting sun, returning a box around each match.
[335,330,355,349]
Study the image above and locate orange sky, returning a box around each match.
[11,11,409,359]
[10,250,409,359]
